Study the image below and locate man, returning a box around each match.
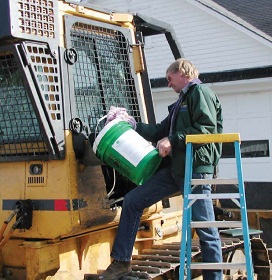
[99,58,223,280]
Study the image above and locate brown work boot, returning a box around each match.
[98,260,131,280]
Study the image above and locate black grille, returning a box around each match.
[70,22,141,134]
[0,53,47,158]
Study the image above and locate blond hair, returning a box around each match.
[166,58,199,79]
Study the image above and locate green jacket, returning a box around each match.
[136,84,223,178]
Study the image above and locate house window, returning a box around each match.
[221,140,270,158]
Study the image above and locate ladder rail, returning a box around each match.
[234,141,254,277]
[180,142,193,280]
[179,133,254,280]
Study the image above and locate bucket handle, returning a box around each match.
[93,114,117,199]
[94,115,107,138]
[92,115,107,152]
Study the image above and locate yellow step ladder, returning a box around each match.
[179,133,254,279]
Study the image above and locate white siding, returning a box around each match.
[210,78,272,182]
[89,0,272,78]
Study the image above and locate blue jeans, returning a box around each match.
[111,165,223,280]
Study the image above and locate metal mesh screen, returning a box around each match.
[25,43,62,123]
[18,0,56,39]
[0,1,58,43]
[70,22,141,134]
[0,52,48,158]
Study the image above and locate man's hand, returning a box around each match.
[105,106,137,129]
[157,137,172,157]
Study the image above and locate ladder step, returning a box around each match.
[190,221,242,228]
[188,193,240,200]
[186,133,241,144]
[190,262,246,270]
[191,178,238,185]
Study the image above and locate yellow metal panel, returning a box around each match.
[111,13,134,23]
[132,45,145,73]
[24,241,60,280]
[185,133,241,144]
[58,2,134,29]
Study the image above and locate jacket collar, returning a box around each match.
[181,78,202,95]
[168,78,202,112]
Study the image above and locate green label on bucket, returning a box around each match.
[112,130,155,167]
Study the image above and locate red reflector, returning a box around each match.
[54,199,69,211]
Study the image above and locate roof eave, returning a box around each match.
[186,0,272,45]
